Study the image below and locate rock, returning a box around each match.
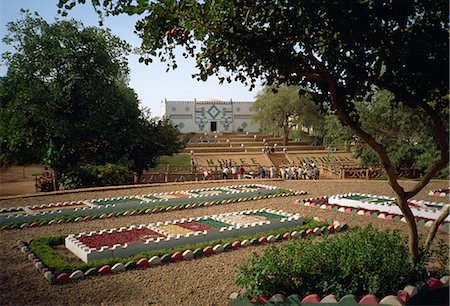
[124,261,137,269]
[212,244,224,253]
[148,256,161,265]
[203,246,214,256]
[171,252,184,261]
[320,294,338,303]
[427,277,443,289]
[379,295,404,306]
[136,258,149,268]
[84,268,98,277]
[231,241,241,248]
[44,271,55,284]
[396,290,410,304]
[182,250,194,260]
[404,285,418,297]
[268,294,286,302]
[440,276,449,286]
[69,270,84,280]
[257,237,268,243]
[56,273,70,284]
[193,248,203,258]
[301,294,320,303]
[98,265,112,274]
[160,254,171,263]
[359,294,379,304]
[338,294,358,304]
[111,262,126,273]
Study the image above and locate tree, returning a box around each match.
[1,12,185,188]
[251,85,323,145]
[129,110,187,181]
[353,90,448,178]
[60,0,449,264]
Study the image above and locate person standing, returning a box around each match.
[285,166,291,180]
[259,166,266,178]
[231,165,238,179]
[280,166,285,179]
[222,166,230,179]
[239,165,245,179]
[269,165,275,179]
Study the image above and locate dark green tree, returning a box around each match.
[60,0,449,264]
[1,12,185,188]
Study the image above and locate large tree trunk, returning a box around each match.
[321,70,448,265]
[283,118,290,146]
[395,195,420,264]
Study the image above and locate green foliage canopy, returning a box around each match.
[251,85,323,144]
[1,12,185,183]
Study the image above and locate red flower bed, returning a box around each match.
[176,221,216,232]
[78,228,166,249]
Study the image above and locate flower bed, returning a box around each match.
[0,184,306,230]
[65,209,303,263]
[428,188,450,197]
[296,194,450,231]
[18,216,343,285]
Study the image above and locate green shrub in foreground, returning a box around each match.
[236,225,430,299]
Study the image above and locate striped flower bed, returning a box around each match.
[296,194,450,231]
[1,184,306,230]
[17,216,345,285]
[66,209,303,262]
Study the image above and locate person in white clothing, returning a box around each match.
[269,165,275,178]
[280,166,285,179]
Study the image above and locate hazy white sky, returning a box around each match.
[0,0,261,116]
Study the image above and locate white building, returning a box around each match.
[160,98,260,132]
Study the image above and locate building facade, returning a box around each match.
[161,99,260,132]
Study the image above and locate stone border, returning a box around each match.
[428,188,449,197]
[1,186,307,230]
[228,277,449,305]
[17,218,347,285]
[295,195,450,232]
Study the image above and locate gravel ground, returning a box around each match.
[0,179,448,306]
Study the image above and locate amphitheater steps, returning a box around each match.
[267,153,291,167]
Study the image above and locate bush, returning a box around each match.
[236,225,427,299]
[62,163,133,189]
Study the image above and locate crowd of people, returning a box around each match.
[278,162,319,180]
[202,161,319,180]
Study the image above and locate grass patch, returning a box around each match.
[29,218,327,274]
[149,154,191,172]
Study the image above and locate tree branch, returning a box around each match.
[421,205,450,259]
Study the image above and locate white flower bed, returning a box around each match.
[328,193,449,221]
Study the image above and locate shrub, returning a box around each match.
[236,225,427,299]
[62,163,133,189]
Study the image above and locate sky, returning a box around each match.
[0,0,261,117]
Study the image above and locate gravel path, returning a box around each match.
[0,179,448,306]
